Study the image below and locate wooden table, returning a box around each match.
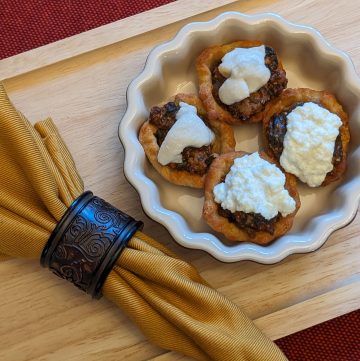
[1,1,359,360]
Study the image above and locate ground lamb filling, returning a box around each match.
[267,102,343,165]
[149,102,215,175]
[212,46,288,121]
[218,206,279,237]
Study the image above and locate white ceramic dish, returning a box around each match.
[119,12,360,263]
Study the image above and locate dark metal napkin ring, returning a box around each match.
[41,191,143,299]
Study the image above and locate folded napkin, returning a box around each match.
[0,83,287,361]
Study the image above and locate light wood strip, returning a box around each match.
[151,282,360,360]
[254,282,360,340]
[0,0,237,80]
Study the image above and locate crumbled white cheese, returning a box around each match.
[280,102,342,187]
[157,102,215,165]
[218,45,271,105]
[213,152,296,220]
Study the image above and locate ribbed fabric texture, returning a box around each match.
[0,84,84,259]
[104,232,288,360]
[0,83,287,360]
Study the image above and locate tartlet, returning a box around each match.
[203,151,300,245]
[196,40,288,124]
[139,93,235,188]
[262,88,350,186]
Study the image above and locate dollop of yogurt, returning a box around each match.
[213,152,296,220]
[218,45,271,105]
[157,102,215,165]
[280,102,342,187]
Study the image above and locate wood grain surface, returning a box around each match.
[0,0,237,80]
[1,0,360,360]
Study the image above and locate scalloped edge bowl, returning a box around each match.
[119,12,360,263]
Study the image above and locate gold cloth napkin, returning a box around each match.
[0,83,287,361]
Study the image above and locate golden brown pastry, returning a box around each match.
[196,40,287,125]
[139,93,235,188]
[203,151,300,245]
[262,88,350,186]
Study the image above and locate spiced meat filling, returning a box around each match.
[218,206,279,237]
[212,46,288,121]
[149,102,215,175]
[267,102,343,166]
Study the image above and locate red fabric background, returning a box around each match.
[0,0,174,59]
[1,1,359,360]
[276,310,360,360]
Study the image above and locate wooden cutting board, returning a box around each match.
[1,0,359,360]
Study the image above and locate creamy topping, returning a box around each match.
[218,45,271,105]
[213,152,296,220]
[280,102,342,187]
[157,102,215,165]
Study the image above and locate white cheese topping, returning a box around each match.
[157,102,215,166]
[280,102,342,187]
[218,45,271,105]
[213,152,296,220]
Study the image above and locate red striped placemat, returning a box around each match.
[1,1,359,360]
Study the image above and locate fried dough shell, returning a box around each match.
[196,40,287,124]
[262,88,350,186]
[139,93,236,188]
[203,151,300,244]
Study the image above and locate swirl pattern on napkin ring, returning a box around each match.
[40,191,143,299]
